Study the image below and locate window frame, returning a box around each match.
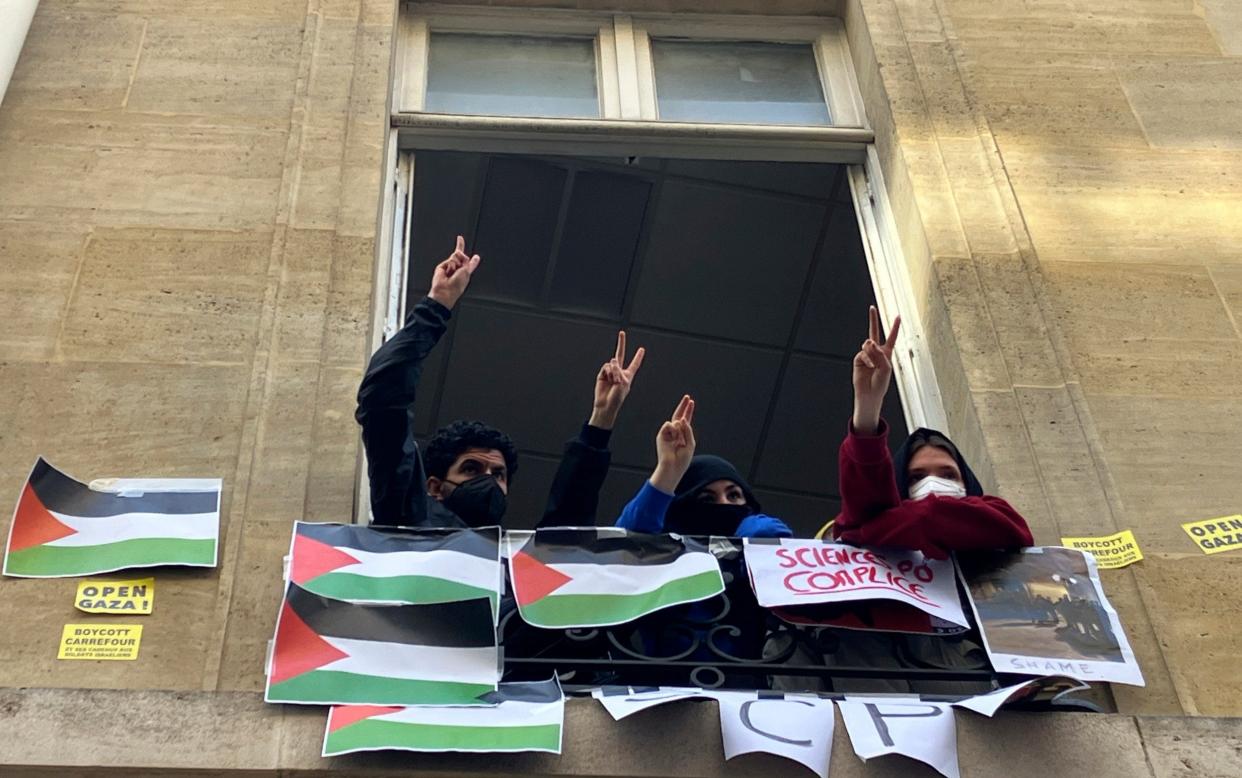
[361,4,948,520]
[398,4,868,129]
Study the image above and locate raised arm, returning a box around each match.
[539,331,646,527]
[356,236,481,524]
[836,306,904,532]
[616,395,695,533]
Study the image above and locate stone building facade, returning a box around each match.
[0,0,1240,774]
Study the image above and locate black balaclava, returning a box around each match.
[665,455,761,536]
[892,428,984,499]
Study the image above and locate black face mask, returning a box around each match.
[665,502,753,538]
[441,475,506,527]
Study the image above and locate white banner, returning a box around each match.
[717,692,835,778]
[950,676,1089,717]
[591,686,713,720]
[957,546,1145,686]
[838,698,959,778]
[744,539,969,628]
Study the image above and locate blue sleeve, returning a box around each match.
[615,481,675,534]
[736,514,794,538]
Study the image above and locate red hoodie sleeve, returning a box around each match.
[835,418,903,532]
[833,419,1034,559]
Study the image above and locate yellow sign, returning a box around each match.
[74,577,154,615]
[1060,530,1144,569]
[57,624,143,661]
[1181,515,1242,555]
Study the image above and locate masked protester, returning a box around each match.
[816,306,1033,557]
[357,236,648,530]
[615,395,792,539]
[356,236,520,528]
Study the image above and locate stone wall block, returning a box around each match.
[241,359,323,523]
[1002,148,1242,266]
[124,18,305,119]
[270,228,337,362]
[969,253,1064,387]
[212,518,298,693]
[1139,713,1242,777]
[322,235,375,366]
[59,228,271,365]
[0,223,89,362]
[304,366,364,523]
[4,11,145,111]
[954,49,1149,150]
[1120,60,1242,151]
[1012,386,1117,536]
[1130,554,1242,717]
[930,256,1012,391]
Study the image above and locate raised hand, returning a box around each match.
[428,235,482,310]
[651,395,696,494]
[852,305,902,435]
[589,330,646,430]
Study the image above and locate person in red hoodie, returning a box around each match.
[818,306,1033,558]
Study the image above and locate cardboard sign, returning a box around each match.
[717,692,835,778]
[1060,531,1143,569]
[744,539,968,628]
[57,624,143,660]
[1180,516,1242,555]
[75,578,154,615]
[838,699,959,778]
[957,547,1144,686]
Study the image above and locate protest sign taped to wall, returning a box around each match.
[58,624,143,660]
[956,547,1144,686]
[838,698,959,778]
[1060,530,1143,569]
[592,686,715,720]
[1180,515,1242,555]
[717,691,835,778]
[744,538,968,628]
[75,577,154,615]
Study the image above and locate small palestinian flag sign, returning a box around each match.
[507,528,725,629]
[322,678,564,756]
[288,522,501,614]
[266,582,498,706]
[4,458,220,578]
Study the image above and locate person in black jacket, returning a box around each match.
[356,236,645,529]
[537,329,644,528]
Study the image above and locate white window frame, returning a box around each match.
[360,3,946,519]
[398,4,867,129]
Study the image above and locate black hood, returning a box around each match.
[671,455,762,513]
[893,428,984,498]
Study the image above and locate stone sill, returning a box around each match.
[1,687,1239,777]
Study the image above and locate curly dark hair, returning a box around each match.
[424,420,519,481]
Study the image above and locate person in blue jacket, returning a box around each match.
[616,395,793,538]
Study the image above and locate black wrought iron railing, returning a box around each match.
[497,539,1096,707]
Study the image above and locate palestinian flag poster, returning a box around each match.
[4,458,220,578]
[507,528,724,629]
[288,522,501,614]
[266,582,499,706]
[322,678,564,756]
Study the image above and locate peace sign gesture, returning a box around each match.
[852,305,902,435]
[589,330,646,430]
[651,394,696,494]
[428,235,482,310]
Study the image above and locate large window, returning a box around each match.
[370,6,949,527]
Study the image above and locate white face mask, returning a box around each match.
[909,475,966,501]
